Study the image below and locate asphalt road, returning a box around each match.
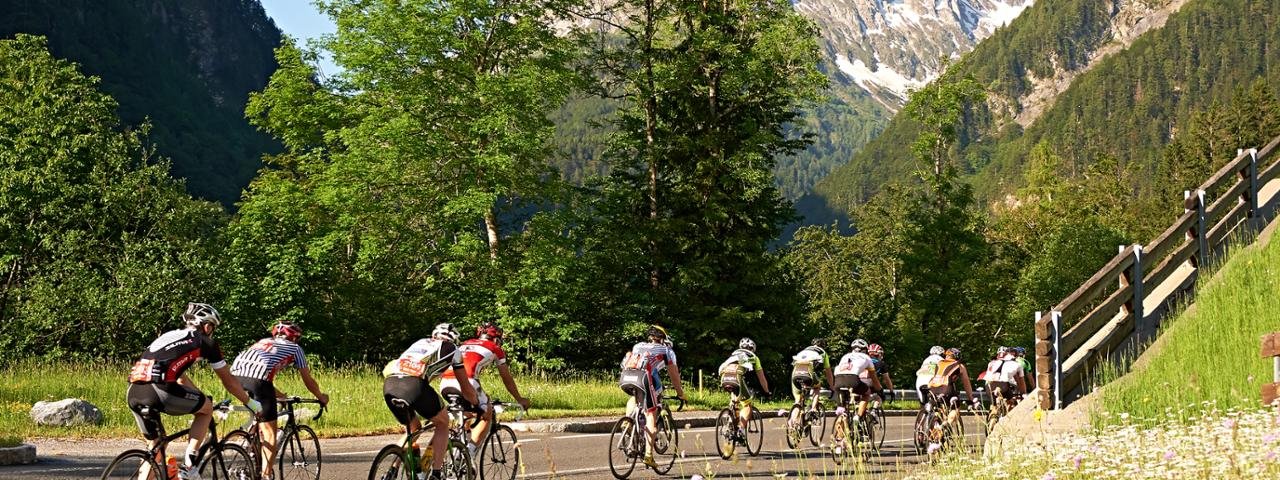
[2,413,984,479]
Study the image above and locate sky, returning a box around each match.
[258,0,340,75]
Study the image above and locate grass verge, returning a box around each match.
[0,435,22,448]
[0,361,916,439]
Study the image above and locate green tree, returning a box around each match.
[0,35,227,362]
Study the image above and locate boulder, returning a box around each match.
[30,398,103,426]
[0,444,36,466]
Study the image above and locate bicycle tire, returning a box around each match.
[278,425,322,480]
[714,409,736,459]
[479,424,519,480]
[785,404,803,449]
[367,444,410,480]
[101,449,159,480]
[222,429,258,478]
[651,407,678,475]
[443,438,475,480]
[200,442,253,480]
[809,401,827,448]
[745,406,764,456]
[607,416,638,479]
[873,406,886,450]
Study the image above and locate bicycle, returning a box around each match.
[866,393,888,451]
[980,386,1020,435]
[368,397,479,480]
[101,399,253,480]
[607,394,684,479]
[713,390,763,459]
[830,392,876,464]
[913,390,968,455]
[223,397,326,480]
[784,387,828,449]
[474,399,523,480]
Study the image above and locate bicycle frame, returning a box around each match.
[231,397,326,479]
[135,400,235,479]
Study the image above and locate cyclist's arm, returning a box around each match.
[866,368,882,390]
[298,367,328,405]
[213,365,254,405]
[881,372,894,391]
[1015,370,1027,394]
[496,363,529,409]
[455,366,480,406]
[755,368,770,395]
[823,355,834,389]
[667,363,685,398]
[958,366,975,399]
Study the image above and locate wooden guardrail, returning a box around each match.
[1261,332,1280,407]
[1035,135,1280,410]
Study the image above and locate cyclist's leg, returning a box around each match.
[126,383,166,476]
[155,382,210,467]
[240,377,280,478]
[853,381,871,419]
[466,380,490,445]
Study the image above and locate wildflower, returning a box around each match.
[1041,472,1055,480]
[1264,432,1278,444]
[680,450,687,459]
[1119,412,1130,421]
[1072,455,1082,470]
[691,475,704,480]
[1267,451,1277,462]
[1163,450,1175,461]
[776,409,787,417]
[927,442,942,454]
[1034,408,1044,422]
[1223,418,1237,430]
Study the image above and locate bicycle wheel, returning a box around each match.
[199,443,253,480]
[872,406,886,450]
[651,407,678,475]
[101,449,159,480]
[744,406,764,456]
[479,424,519,480]
[367,444,410,480]
[714,409,736,459]
[278,425,322,480]
[808,402,827,447]
[443,438,474,480]
[785,404,803,449]
[861,413,878,456]
[607,416,638,479]
[830,414,853,465]
[222,430,258,473]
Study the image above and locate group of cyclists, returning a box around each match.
[122,302,1034,479]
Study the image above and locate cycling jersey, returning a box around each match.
[383,338,464,380]
[441,338,507,380]
[914,354,943,389]
[871,357,887,376]
[128,328,226,384]
[720,348,763,373]
[621,342,678,374]
[927,359,963,389]
[833,351,875,378]
[984,356,1023,385]
[231,337,308,382]
[791,346,830,375]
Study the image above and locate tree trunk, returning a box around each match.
[484,208,500,260]
[645,0,660,290]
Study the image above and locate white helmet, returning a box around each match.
[739,337,756,352]
[997,346,1009,356]
[182,303,222,328]
[851,339,868,352]
[432,323,460,343]
[930,345,945,356]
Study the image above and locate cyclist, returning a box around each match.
[831,339,881,455]
[867,343,895,406]
[383,323,479,480]
[230,322,329,480]
[439,321,530,452]
[1013,346,1032,392]
[126,302,262,480]
[718,338,771,440]
[914,345,945,406]
[619,325,686,468]
[926,348,979,430]
[788,338,833,427]
[984,347,1026,410]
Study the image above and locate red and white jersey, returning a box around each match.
[621,342,677,374]
[128,328,226,384]
[231,337,308,382]
[441,338,507,380]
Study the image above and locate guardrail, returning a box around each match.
[1262,333,1280,406]
[1036,135,1280,410]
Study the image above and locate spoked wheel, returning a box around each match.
[809,402,827,447]
[830,414,855,465]
[199,443,253,480]
[279,425,322,480]
[872,406,886,450]
[479,424,520,480]
[785,404,804,449]
[367,444,409,480]
[607,416,638,480]
[443,439,475,480]
[650,408,678,475]
[714,409,736,459]
[913,408,929,455]
[859,413,878,457]
[744,406,764,456]
[101,449,159,480]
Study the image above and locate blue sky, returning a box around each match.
[259,0,340,75]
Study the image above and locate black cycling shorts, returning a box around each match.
[383,375,444,425]
[237,376,280,422]
[930,385,961,407]
[126,382,206,440]
[833,375,870,406]
[987,381,1018,400]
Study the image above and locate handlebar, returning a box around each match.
[663,395,685,412]
[276,396,328,421]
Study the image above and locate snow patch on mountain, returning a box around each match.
[835,54,924,105]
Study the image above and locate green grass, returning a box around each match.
[0,361,915,439]
[0,434,22,448]
[1096,230,1280,425]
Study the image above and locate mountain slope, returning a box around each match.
[0,0,283,207]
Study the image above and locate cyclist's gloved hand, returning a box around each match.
[969,398,981,410]
[245,398,263,415]
[885,390,896,402]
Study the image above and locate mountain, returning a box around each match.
[0,0,283,207]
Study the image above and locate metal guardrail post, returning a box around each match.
[1243,148,1259,218]
[1052,310,1062,410]
[1185,189,1207,268]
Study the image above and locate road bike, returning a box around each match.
[101,399,253,480]
[368,397,479,480]
[223,397,326,480]
[607,394,684,479]
[784,387,828,449]
[475,399,523,480]
[980,385,1021,435]
[913,391,970,455]
[830,392,876,464]
[713,390,763,459]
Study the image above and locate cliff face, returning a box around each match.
[0,0,283,207]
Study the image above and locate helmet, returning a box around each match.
[477,321,503,341]
[1013,346,1026,356]
[996,346,1009,356]
[662,337,673,348]
[851,339,868,352]
[811,338,826,349]
[271,322,302,341]
[647,325,668,341]
[929,345,945,356]
[183,303,222,328]
[945,347,961,360]
[432,323,460,343]
[868,343,884,358]
[739,337,756,352]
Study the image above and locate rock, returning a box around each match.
[30,398,104,426]
[0,444,36,466]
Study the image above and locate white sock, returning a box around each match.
[184,446,198,468]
